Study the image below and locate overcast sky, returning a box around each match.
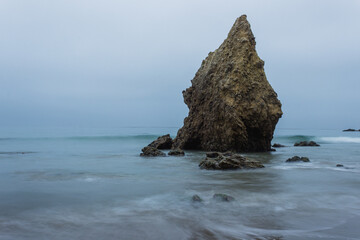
[0,0,359,130]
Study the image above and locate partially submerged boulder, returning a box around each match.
[140,134,174,157]
[140,146,166,157]
[199,152,264,170]
[343,129,357,132]
[148,134,173,149]
[286,156,310,163]
[272,143,286,148]
[168,149,185,156]
[173,15,282,152]
[294,141,320,147]
[191,194,203,202]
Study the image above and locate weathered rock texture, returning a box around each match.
[286,156,310,163]
[173,15,282,152]
[199,152,264,170]
[148,134,173,149]
[168,149,185,156]
[140,146,166,157]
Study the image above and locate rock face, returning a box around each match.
[286,156,310,163]
[199,152,264,170]
[294,141,320,147]
[148,134,173,149]
[140,146,166,157]
[173,15,282,152]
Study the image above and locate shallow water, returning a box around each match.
[0,127,359,239]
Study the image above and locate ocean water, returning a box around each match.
[0,127,359,240]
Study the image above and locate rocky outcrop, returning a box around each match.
[272,143,286,148]
[294,141,320,147]
[140,134,174,156]
[199,152,264,170]
[343,129,360,132]
[140,146,166,157]
[148,134,173,149]
[286,156,310,163]
[168,149,185,156]
[173,15,282,152]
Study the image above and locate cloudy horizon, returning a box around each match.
[1,0,359,130]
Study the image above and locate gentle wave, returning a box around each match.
[0,134,161,141]
[273,135,315,142]
[2,134,359,144]
[320,137,360,143]
[0,151,35,155]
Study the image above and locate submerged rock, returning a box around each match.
[294,141,320,147]
[168,149,185,156]
[199,152,264,170]
[140,146,166,157]
[286,156,310,163]
[148,134,173,149]
[212,193,235,202]
[173,15,282,152]
[191,194,203,202]
[272,143,286,148]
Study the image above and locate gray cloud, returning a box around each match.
[0,0,359,129]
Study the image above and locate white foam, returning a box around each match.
[320,137,360,143]
[81,177,99,182]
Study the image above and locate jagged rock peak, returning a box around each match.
[173,16,282,152]
[227,15,256,46]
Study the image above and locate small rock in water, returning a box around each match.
[294,141,320,147]
[140,146,166,157]
[343,129,357,132]
[199,152,264,170]
[191,194,203,202]
[147,134,173,149]
[336,164,344,167]
[272,143,286,148]
[212,193,235,202]
[168,149,185,156]
[286,156,310,163]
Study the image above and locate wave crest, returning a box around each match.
[320,137,360,143]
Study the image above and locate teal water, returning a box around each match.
[0,127,359,240]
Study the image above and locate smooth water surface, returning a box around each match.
[0,127,359,240]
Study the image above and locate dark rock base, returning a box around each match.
[199,152,264,170]
[286,156,310,163]
[294,141,320,147]
[140,147,166,157]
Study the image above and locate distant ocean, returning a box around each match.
[0,127,359,240]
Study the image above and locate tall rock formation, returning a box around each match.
[173,15,282,152]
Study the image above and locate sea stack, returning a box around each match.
[173,15,282,152]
